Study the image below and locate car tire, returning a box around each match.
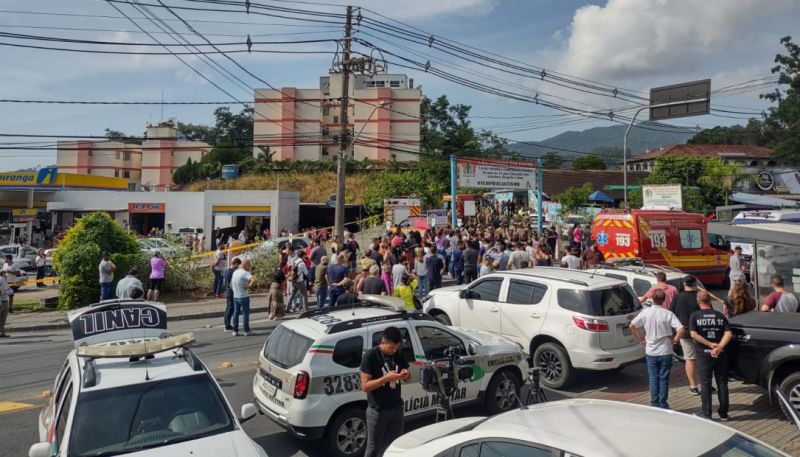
[778,372,800,419]
[432,312,452,326]
[484,369,521,415]
[324,406,368,457]
[533,342,574,389]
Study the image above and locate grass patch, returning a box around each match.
[183,171,375,204]
[11,298,58,313]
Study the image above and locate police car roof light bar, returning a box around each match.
[298,299,404,319]
[326,311,434,335]
[76,332,195,359]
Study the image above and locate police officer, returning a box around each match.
[689,290,733,421]
[360,326,410,457]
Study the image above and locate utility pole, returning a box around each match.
[334,5,353,240]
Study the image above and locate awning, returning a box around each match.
[588,190,615,203]
[730,192,798,208]
[708,222,800,245]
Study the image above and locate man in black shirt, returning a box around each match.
[689,290,733,421]
[671,275,700,394]
[360,326,410,457]
[362,265,387,295]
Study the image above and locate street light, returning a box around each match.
[334,99,392,239]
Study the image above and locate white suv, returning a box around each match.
[423,267,644,389]
[252,295,527,457]
[588,263,702,297]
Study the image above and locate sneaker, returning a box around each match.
[232,331,239,337]
[689,387,699,395]
[693,412,711,420]
[224,327,233,333]
[718,415,730,422]
[244,331,251,336]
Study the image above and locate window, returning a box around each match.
[322,106,330,115]
[415,326,464,360]
[333,115,339,124]
[480,442,551,457]
[87,168,92,174]
[467,279,503,302]
[114,170,119,177]
[322,127,330,136]
[679,229,703,249]
[263,326,314,368]
[505,280,546,305]
[123,170,130,179]
[632,278,653,296]
[371,327,415,364]
[390,80,401,88]
[322,147,330,156]
[332,336,364,368]
[459,444,480,457]
[557,286,639,316]
[115,151,120,160]
[55,384,73,447]
[123,151,131,161]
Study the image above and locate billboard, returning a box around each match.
[456,157,537,190]
[642,184,683,210]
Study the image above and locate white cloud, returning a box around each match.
[555,0,797,83]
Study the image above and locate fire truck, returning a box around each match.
[591,209,729,285]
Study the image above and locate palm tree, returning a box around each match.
[697,158,751,206]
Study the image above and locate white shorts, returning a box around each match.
[679,339,696,360]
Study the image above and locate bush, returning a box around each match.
[54,212,140,309]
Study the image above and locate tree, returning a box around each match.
[541,152,564,169]
[104,128,142,144]
[572,154,607,170]
[554,182,593,214]
[697,158,748,206]
[53,212,141,309]
[688,119,767,145]
[762,36,800,165]
[362,171,426,214]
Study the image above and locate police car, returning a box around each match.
[252,295,527,457]
[30,300,268,457]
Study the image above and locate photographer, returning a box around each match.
[360,326,410,457]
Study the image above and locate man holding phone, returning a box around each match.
[360,326,411,457]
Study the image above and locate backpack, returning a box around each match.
[287,259,299,282]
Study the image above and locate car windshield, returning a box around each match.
[0,247,16,256]
[699,433,785,457]
[264,325,313,368]
[68,374,233,457]
[558,285,639,316]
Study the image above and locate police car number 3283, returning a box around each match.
[32,300,268,457]
[252,295,528,457]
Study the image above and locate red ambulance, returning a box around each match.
[591,209,729,285]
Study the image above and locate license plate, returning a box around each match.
[622,326,632,336]
[261,379,277,397]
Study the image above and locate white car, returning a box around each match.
[258,235,310,253]
[31,300,267,457]
[137,237,190,258]
[0,243,36,270]
[424,267,644,389]
[588,263,704,297]
[252,295,528,457]
[385,398,790,456]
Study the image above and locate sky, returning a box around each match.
[0,0,798,170]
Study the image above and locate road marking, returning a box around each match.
[0,401,37,413]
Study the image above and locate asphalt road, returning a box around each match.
[1,287,729,457]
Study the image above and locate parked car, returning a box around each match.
[384,399,790,456]
[259,235,310,253]
[31,300,268,457]
[252,295,527,457]
[177,226,204,240]
[588,263,704,297]
[423,267,644,389]
[728,311,800,418]
[0,244,36,271]
[137,237,190,258]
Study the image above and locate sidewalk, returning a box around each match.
[6,293,268,332]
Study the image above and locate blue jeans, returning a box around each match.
[329,287,344,307]
[416,275,427,298]
[212,270,223,295]
[224,292,234,330]
[100,282,113,301]
[232,297,251,333]
[646,354,673,408]
[316,285,328,308]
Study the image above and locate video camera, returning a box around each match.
[419,346,475,396]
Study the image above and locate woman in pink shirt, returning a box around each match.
[147,251,168,302]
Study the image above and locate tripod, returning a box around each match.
[521,367,547,406]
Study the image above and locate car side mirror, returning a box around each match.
[240,403,258,423]
[459,289,468,299]
[468,343,477,356]
[29,442,50,457]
